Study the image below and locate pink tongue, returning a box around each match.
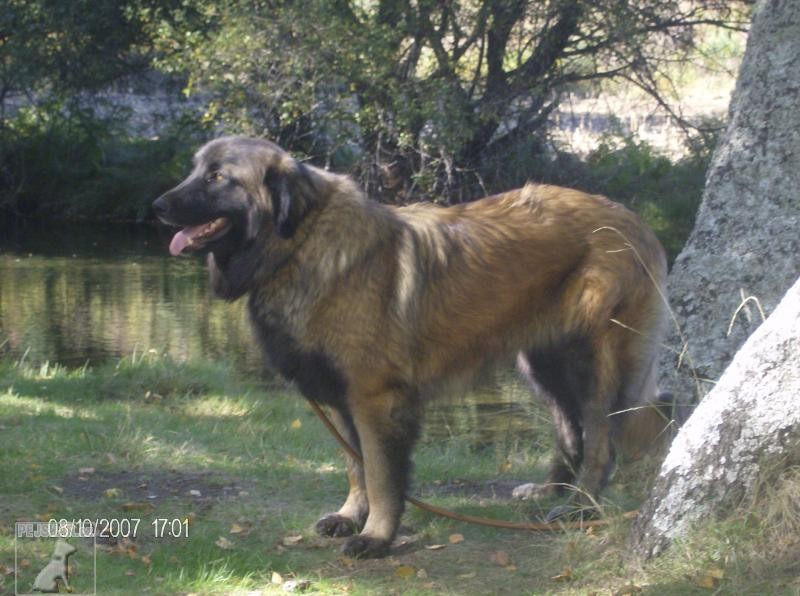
[169,229,193,256]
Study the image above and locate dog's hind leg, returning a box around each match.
[314,406,369,538]
[513,349,585,501]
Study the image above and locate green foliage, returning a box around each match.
[0,105,204,219]
[584,133,713,262]
[1,0,741,237]
[0,0,197,219]
[0,0,151,97]
[141,0,743,201]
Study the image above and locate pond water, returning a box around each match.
[0,222,257,369]
[0,221,544,443]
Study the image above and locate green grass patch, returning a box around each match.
[0,354,796,594]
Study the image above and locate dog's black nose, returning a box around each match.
[152,196,169,218]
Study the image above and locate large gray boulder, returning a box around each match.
[660,0,800,402]
[633,275,800,558]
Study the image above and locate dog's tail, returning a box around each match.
[617,391,689,460]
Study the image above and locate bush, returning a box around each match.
[583,133,713,262]
[0,104,206,221]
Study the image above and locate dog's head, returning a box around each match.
[53,539,77,558]
[153,136,318,298]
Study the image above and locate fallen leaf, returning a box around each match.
[290,419,302,429]
[458,571,476,579]
[695,574,717,589]
[141,555,151,566]
[707,567,725,580]
[425,544,447,551]
[694,567,725,590]
[124,570,135,576]
[490,550,511,567]
[416,569,428,579]
[448,533,465,544]
[551,567,573,582]
[215,536,235,550]
[394,565,415,578]
[78,467,95,475]
[121,501,152,511]
[19,559,30,569]
[614,583,643,595]
[282,535,304,546]
[272,571,284,585]
[104,487,122,498]
[229,521,252,535]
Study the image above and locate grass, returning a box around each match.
[0,354,798,595]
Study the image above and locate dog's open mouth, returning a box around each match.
[169,217,232,256]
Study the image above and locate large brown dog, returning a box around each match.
[153,136,669,559]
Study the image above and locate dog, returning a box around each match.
[153,136,670,558]
[32,539,76,593]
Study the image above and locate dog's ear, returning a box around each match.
[265,160,316,239]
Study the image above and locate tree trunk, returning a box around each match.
[632,276,800,559]
[633,0,800,558]
[659,0,800,403]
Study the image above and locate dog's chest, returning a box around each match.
[247,294,347,406]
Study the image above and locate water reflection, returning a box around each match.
[0,222,258,369]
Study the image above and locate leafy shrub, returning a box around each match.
[0,104,206,221]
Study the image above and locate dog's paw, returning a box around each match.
[314,513,360,538]
[511,482,556,501]
[340,535,391,559]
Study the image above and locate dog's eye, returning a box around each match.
[206,171,225,184]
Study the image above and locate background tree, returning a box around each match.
[0,0,190,218]
[633,0,800,558]
[144,0,746,201]
[657,0,800,403]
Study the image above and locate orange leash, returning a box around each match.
[307,400,637,531]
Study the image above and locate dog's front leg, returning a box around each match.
[314,406,369,537]
[341,388,420,559]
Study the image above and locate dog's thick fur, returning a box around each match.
[153,136,669,559]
